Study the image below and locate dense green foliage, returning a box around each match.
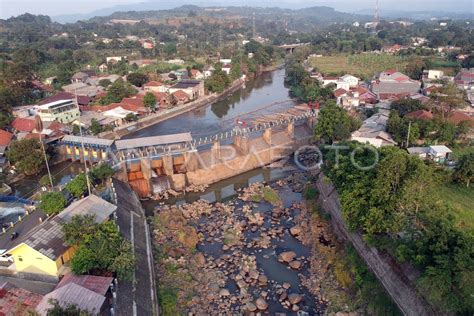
[46,299,90,316]
[322,143,474,313]
[204,64,231,93]
[99,78,137,105]
[90,119,103,135]
[143,92,157,110]
[453,152,474,187]
[63,215,135,281]
[89,163,115,184]
[315,101,361,144]
[127,72,149,87]
[7,139,45,175]
[39,191,67,215]
[65,173,88,198]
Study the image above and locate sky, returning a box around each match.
[0,0,472,19]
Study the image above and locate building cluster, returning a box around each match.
[0,195,118,315]
[312,67,474,150]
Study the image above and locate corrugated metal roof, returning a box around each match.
[36,283,105,316]
[56,274,113,296]
[62,135,114,147]
[58,195,116,224]
[115,132,192,150]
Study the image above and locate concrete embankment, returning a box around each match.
[100,79,246,140]
[315,171,436,316]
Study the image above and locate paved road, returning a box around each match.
[0,210,46,251]
[113,179,158,316]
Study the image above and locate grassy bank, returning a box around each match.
[437,183,474,234]
[309,54,409,79]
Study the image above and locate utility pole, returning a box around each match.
[74,88,92,196]
[35,116,54,190]
[406,121,411,148]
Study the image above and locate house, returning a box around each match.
[406,110,434,121]
[408,145,452,163]
[11,117,36,133]
[71,72,90,84]
[165,59,185,65]
[203,66,215,78]
[6,195,117,278]
[447,111,474,127]
[381,44,408,54]
[222,64,232,75]
[152,92,173,108]
[351,111,397,148]
[322,76,339,86]
[98,63,108,73]
[172,90,190,104]
[190,69,204,80]
[36,283,106,316]
[0,281,43,315]
[103,106,136,124]
[426,70,444,80]
[62,82,104,97]
[0,129,13,148]
[340,74,360,88]
[106,56,127,64]
[168,80,205,99]
[144,81,168,93]
[37,99,80,124]
[454,68,474,90]
[354,85,377,104]
[371,70,421,100]
[142,41,154,49]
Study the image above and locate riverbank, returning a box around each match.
[99,78,246,140]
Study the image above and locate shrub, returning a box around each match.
[39,192,66,215]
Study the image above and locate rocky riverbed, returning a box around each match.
[152,170,356,315]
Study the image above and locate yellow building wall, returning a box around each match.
[55,246,77,270]
[8,243,58,276]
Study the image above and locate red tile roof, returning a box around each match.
[406,110,434,121]
[11,117,36,132]
[447,111,474,126]
[122,97,143,107]
[0,282,43,316]
[334,88,348,98]
[172,90,190,101]
[56,274,113,296]
[0,129,13,146]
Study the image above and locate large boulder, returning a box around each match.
[256,297,268,310]
[288,293,303,305]
[219,288,230,297]
[289,225,302,236]
[192,252,206,266]
[289,260,302,270]
[278,251,296,263]
[246,302,257,312]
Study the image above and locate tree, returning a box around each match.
[431,84,467,118]
[405,58,426,80]
[100,79,137,105]
[66,218,135,281]
[315,101,361,144]
[0,111,12,129]
[89,119,103,135]
[65,173,88,198]
[124,113,138,122]
[143,92,156,111]
[46,299,91,316]
[127,73,148,87]
[89,164,115,185]
[204,64,231,93]
[40,174,55,187]
[391,98,425,116]
[453,152,474,187]
[39,192,66,215]
[230,62,241,80]
[7,139,45,175]
[72,124,80,135]
[98,79,112,88]
[387,111,420,146]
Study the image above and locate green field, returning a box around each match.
[437,183,474,234]
[309,54,409,80]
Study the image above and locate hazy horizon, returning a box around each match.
[0,0,472,19]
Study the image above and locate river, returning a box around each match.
[124,68,297,139]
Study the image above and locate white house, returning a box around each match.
[407,145,452,163]
[427,70,444,80]
[340,74,360,88]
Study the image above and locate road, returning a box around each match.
[112,178,158,316]
[0,209,46,251]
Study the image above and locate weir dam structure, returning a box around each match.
[59,106,317,197]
